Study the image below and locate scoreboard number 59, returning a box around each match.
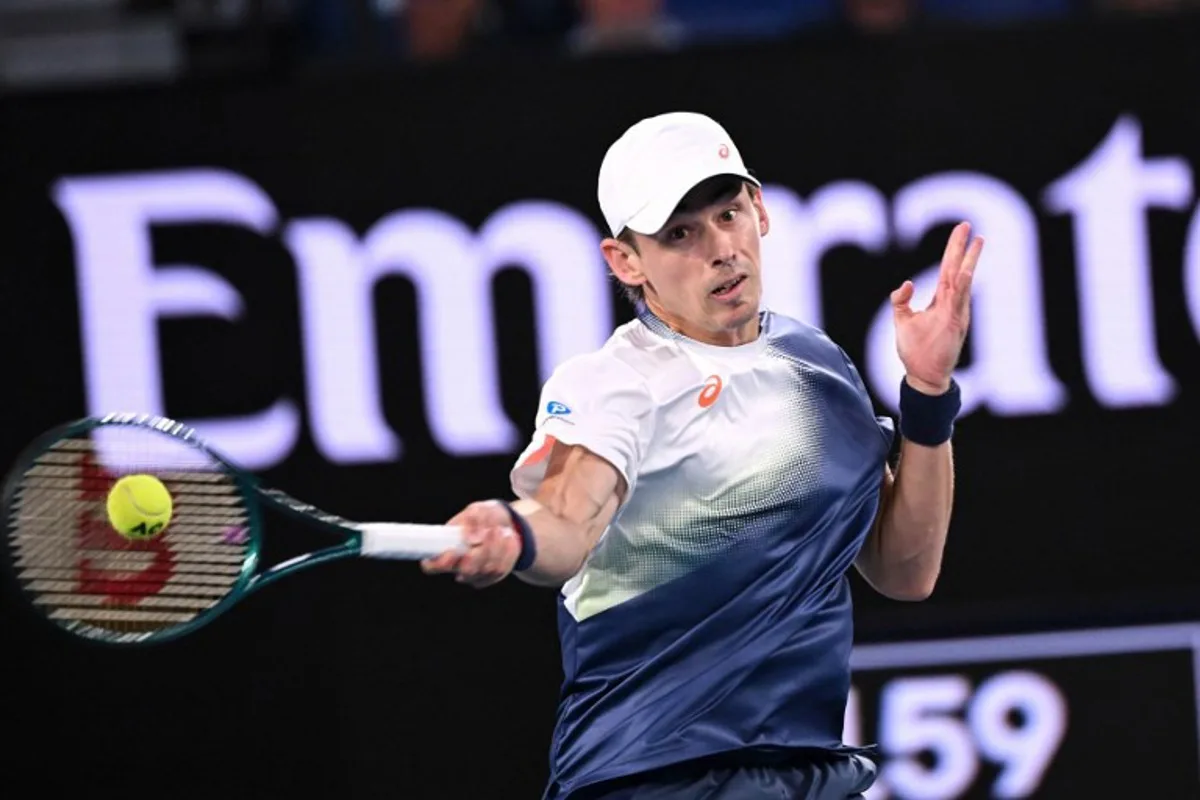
[845,671,1068,799]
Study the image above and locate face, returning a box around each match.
[603,178,770,346]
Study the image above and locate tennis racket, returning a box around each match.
[2,412,467,645]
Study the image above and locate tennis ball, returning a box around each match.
[107,474,173,540]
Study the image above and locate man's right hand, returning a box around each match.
[421,500,522,589]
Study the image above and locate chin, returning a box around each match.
[726,300,760,329]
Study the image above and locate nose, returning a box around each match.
[706,225,737,268]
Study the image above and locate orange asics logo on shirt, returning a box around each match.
[698,375,723,408]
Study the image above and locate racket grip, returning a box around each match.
[357,523,466,560]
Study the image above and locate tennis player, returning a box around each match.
[422,111,982,799]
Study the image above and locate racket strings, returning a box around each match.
[6,431,252,640]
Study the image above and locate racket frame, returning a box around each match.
[2,413,381,645]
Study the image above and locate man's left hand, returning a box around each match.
[890,221,984,394]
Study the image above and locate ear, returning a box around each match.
[750,188,770,237]
[601,237,647,293]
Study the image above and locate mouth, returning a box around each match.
[710,274,747,299]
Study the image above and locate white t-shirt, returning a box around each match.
[509,305,895,797]
[511,307,892,622]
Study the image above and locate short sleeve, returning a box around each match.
[837,346,896,450]
[510,353,656,505]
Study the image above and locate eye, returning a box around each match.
[666,226,689,242]
[719,208,738,222]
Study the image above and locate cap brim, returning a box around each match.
[622,167,760,236]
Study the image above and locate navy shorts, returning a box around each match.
[571,750,878,800]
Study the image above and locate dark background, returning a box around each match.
[2,14,1198,799]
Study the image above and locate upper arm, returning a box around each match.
[855,462,895,589]
[508,350,655,566]
[511,350,655,511]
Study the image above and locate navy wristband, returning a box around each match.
[497,500,537,572]
[899,377,962,446]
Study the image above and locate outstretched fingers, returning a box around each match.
[952,234,984,315]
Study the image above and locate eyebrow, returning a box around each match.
[664,183,745,227]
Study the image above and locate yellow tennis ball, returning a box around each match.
[107,474,173,540]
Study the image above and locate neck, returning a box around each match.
[643,296,760,346]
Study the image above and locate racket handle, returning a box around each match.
[357,523,466,560]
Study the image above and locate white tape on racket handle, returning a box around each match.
[356,523,466,560]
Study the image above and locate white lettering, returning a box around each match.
[850,671,1066,799]
[285,202,609,460]
[1043,115,1189,407]
[761,183,889,328]
[967,671,1066,798]
[62,115,1198,468]
[879,675,978,800]
[283,217,402,464]
[865,173,1068,416]
[53,169,300,470]
[1186,201,1200,341]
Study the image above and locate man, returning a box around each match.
[422,112,982,799]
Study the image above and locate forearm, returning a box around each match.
[859,376,960,600]
[508,497,608,587]
[861,219,979,599]
[425,442,622,590]
[871,439,954,599]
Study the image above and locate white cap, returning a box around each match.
[597,112,760,237]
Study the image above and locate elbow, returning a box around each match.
[885,582,935,602]
[859,549,941,602]
[882,572,938,602]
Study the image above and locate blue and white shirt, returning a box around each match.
[511,306,894,799]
